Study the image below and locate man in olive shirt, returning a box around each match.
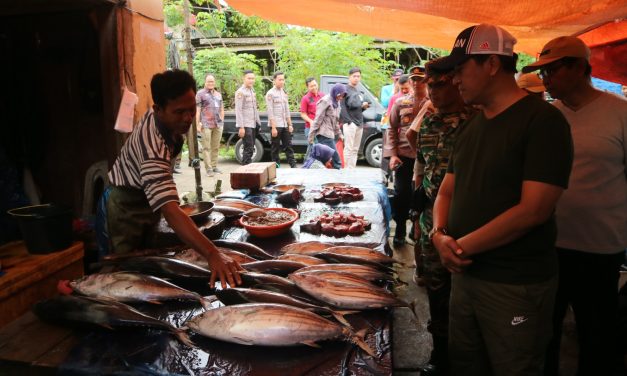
[431,24,573,375]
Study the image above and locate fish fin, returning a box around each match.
[98,323,115,330]
[233,336,254,345]
[330,311,354,328]
[199,297,214,311]
[174,329,196,348]
[344,327,376,358]
[300,340,321,348]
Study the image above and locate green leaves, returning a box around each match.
[274,29,395,106]
[193,48,266,109]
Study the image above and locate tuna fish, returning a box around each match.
[289,273,409,310]
[291,270,375,287]
[276,254,326,266]
[112,256,212,280]
[33,295,193,347]
[211,198,260,211]
[212,239,275,260]
[64,272,209,309]
[295,264,395,282]
[185,303,374,356]
[315,246,400,265]
[241,260,307,276]
[280,241,333,255]
[238,272,319,304]
[174,248,256,267]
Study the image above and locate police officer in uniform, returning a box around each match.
[386,65,427,246]
[235,70,261,165]
[266,71,296,167]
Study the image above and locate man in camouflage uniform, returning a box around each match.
[235,70,261,165]
[266,71,296,168]
[414,60,474,376]
[386,66,427,246]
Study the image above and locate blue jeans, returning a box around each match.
[315,135,341,169]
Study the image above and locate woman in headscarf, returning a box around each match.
[302,143,335,169]
[307,83,346,169]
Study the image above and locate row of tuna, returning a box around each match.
[35,240,408,357]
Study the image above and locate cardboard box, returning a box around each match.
[230,162,276,190]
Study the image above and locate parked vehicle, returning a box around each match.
[221,75,385,167]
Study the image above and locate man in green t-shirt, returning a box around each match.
[430,24,573,376]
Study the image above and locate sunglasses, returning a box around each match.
[538,60,567,80]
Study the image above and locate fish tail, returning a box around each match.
[199,295,216,310]
[330,311,352,328]
[343,327,376,358]
[173,328,195,348]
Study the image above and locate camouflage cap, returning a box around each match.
[424,58,454,85]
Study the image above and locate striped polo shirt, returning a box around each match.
[108,110,182,211]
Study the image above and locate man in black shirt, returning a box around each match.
[340,67,370,168]
[430,24,573,376]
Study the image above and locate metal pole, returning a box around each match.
[183,0,203,202]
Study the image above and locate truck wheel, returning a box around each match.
[364,138,382,168]
[234,138,264,163]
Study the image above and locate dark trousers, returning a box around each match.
[242,125,259,165]
[450,273,557,376]
[315,135,341,169]
[544,248,625,376]
[392,156,415,236]
[271,127,295,166]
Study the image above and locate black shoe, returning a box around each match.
[417,363,441,376]
[289,162,297,168]
[393,235,406,246]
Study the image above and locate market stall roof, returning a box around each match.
[227,0,627,84]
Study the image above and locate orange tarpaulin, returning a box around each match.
[228,0,627,84]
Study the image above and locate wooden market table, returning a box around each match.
[0,169,394,375]
[0,241,84,329]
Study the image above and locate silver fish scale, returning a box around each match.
[186,303,342,346]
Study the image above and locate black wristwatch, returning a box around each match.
[428,226,448,241]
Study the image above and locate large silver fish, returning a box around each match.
[66,272,210,309]
[212,239,275,260]
[289,273,408,310]
[291,270,375,287]
[315,246,400,265]
[33,295,194,347]
[295,263,394,282]
[280,241,333,255]
[174,248,256,267]
[276,254,326,266]
[185,303,374,356]
[241,260,307,276]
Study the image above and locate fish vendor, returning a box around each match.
[106,69,242,288]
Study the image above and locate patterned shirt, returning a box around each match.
[108,110,182,211]
[417,107,474,200]
[196,88,223,128]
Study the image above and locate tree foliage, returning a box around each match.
[192,48,266,109]
[274,29,396,106]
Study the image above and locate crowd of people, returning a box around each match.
[106,22,626,376]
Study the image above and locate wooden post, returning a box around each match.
[183,0,203,201]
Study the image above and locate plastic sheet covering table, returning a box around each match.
[227,168,392,254]
[0,168,395,375]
